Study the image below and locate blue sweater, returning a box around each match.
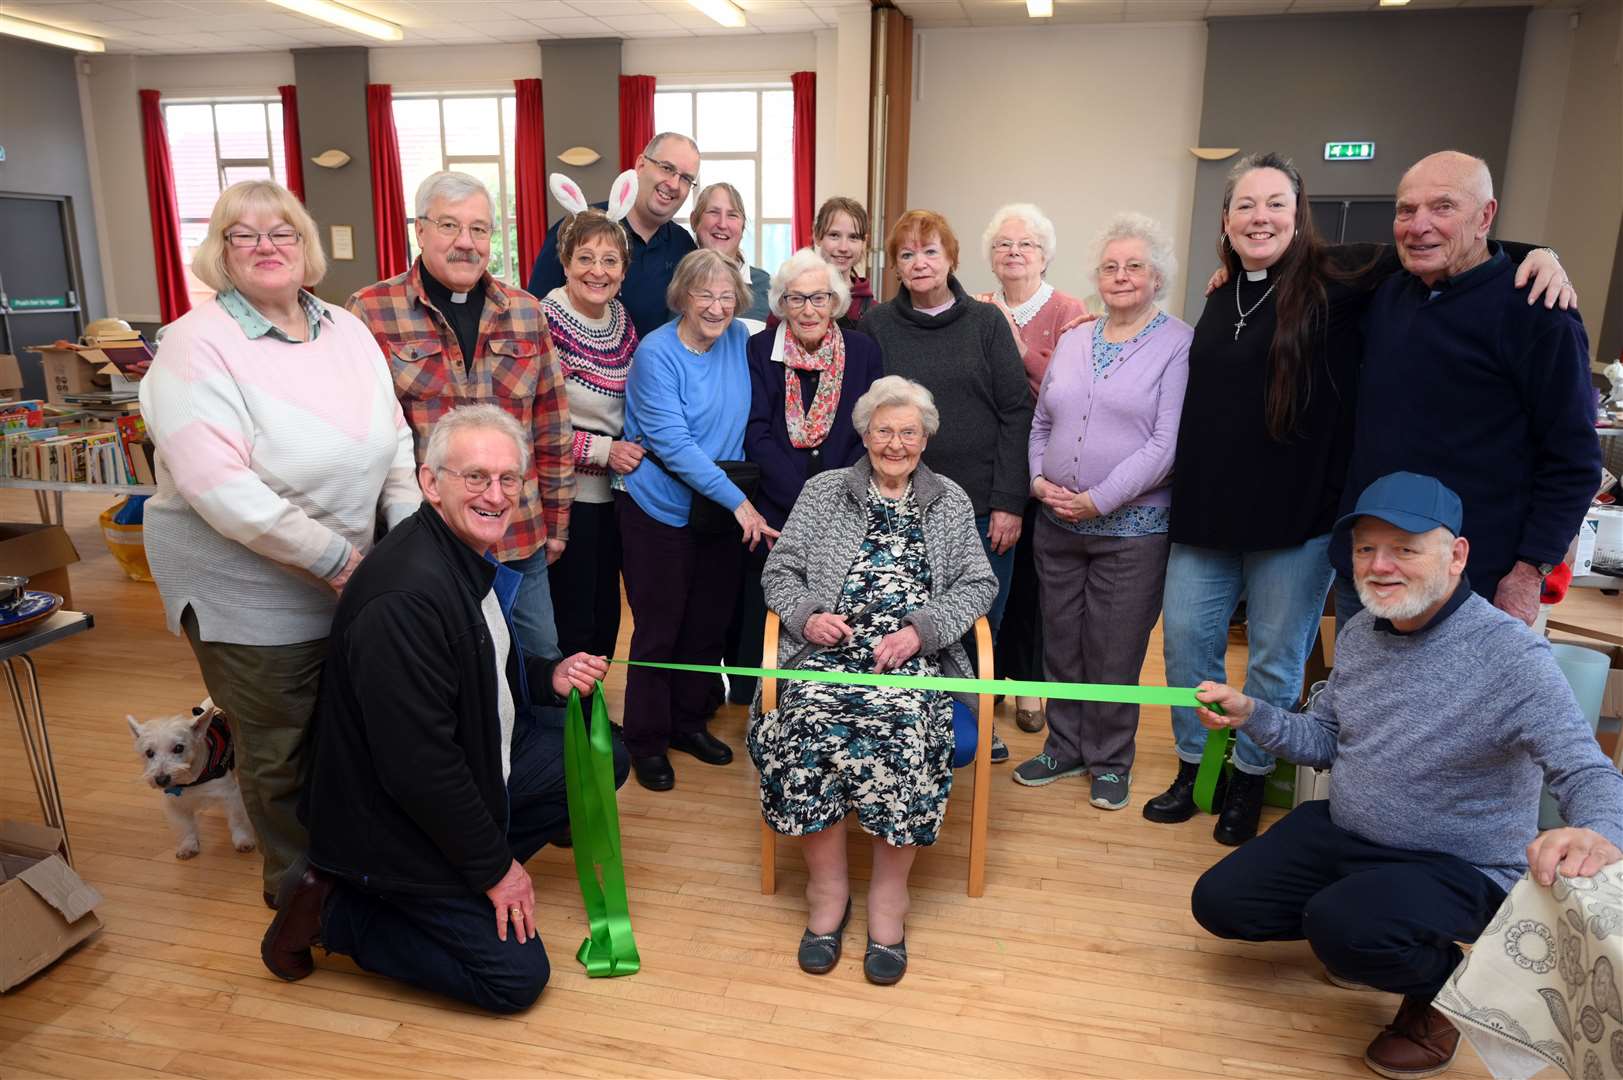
[1245,587,1623,891]
[1336,245,1601,594]
[623,321,751,528]
[526,203,696,340]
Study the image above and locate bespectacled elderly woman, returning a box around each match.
[690,182,772,327]
[752,375,996,986]
[1015,212,1192,812]
[619,248,779,792]
[721,249,884,706]
[140,179,419,903]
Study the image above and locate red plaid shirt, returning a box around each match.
[348,261,574,561]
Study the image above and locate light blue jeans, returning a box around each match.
[1161,535,1334,776]
[503,546,562,664]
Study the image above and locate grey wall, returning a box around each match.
[292,47,377,303]
[0,38,107,320]
[1600,217,1623,373]
[539,38,623,228]
[1182,9,1528,320]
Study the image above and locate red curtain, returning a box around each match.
[790,71,816,251]
[138,89,191,324]
[277,84,306,202]
[366,84,409,280]
[514,78,546,276]
[618,75,656,172]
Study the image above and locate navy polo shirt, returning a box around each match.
[525,202,696,340]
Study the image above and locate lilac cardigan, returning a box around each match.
[1028,314,1192,515]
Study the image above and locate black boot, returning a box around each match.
[1213,769,1267,846]
[1142,759,1200,824]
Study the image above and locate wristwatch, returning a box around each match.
[1523,559,1557,578]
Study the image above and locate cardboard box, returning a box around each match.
[0,820,103,992]
[29,343,111,405]
[0,523,80,608]
[0,356,22,402]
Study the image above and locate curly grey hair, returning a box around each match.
[852,376,941,439]
[768,248,852,319]
[981,202,1058,270]
[1088,211,1177,302]
[415,170,493,219]
[424,403,531,475]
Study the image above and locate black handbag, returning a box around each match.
[638,445,760,535]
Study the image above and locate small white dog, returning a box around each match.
[127,697,256,860]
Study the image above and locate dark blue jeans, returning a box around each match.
[974,512,1018,639]
[319,706,630,1014]
[1190,801,1506,997]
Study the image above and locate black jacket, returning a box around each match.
[303,503,561,896]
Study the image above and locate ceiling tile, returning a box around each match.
[597,12,683,30]
[529,14,612,32]
[566,0,654,14]
[1123,0,1208,17]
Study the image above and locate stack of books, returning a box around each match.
[0,411,154,486]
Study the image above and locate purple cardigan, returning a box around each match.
[1029,314,1192,515]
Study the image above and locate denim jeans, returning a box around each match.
[1161,535,1334,775]
[974,512,1018,639]
[1333,572,1363,635]
[503,545,562,663]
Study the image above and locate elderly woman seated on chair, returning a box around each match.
[751,375,996,985]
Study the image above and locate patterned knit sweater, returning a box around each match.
[541,288,638,504]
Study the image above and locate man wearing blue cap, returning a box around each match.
[1186,472,1623,1079]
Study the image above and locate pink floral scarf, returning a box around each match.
[783,327,846,449]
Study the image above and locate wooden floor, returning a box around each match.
[0,490,1494,1080]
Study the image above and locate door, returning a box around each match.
[0,194,87,402]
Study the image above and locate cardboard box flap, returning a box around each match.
[0,820,67,861]
[0,524,82,578]
[16,856,101,924]
[0,355,22,392]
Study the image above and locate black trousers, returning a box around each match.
[548,500,624,658]
[721,541,770,705]
[1191,800,1506,998]
[319,706,630,1014]
[994,499,1045,684]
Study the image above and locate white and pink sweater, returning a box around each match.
[140,297,420,646]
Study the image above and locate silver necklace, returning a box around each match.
[1233,274,1278,341]
[869,479,913,553]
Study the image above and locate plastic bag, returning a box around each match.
[101,496,152,582]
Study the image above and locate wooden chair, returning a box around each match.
[757,611,994,898]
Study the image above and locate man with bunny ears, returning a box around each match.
[350,170,575,667]
[527,132,699,338]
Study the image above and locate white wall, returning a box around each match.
[905,22,1207,318]
[1498,10,1575,245]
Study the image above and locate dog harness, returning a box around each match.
[164,713,236,797]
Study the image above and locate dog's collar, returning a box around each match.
[164,714,235,796]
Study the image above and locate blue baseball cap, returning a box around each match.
[1333,472,1463,554]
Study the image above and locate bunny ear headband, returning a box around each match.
[549,170,638,223]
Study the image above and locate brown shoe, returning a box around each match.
[1364,996,1459,1079]
[260,858,335,981]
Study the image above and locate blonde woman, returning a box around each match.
[141,180,419,903]
[691,182,771,325]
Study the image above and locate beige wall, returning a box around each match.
[906,22,1207,317]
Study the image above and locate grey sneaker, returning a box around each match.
[989,729,1009,764]
[1012,752,1086,787]
[1090,772,1130,810]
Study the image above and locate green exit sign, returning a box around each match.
[1325,141,1375,161]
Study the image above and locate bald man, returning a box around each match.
[1333,151,1600,627]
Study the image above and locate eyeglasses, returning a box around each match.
[571,252,624,272]
[1099,260,1150,277]
[784,291,834,310]
[424,217,493,242]
[690,290,737,309]
[993,239,1043,255]
[871,426,923,446]
[644,155,698,188]
[439,466,522,494]
[225,228,301,248]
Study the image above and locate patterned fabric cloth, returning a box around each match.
[782,326,846,449]
[347,260,575,558]
[1435,864,1623,1080]
[216,288,330,342]
[1092,310,1169,377]
[540,288,638,505]
[748,482,955,847]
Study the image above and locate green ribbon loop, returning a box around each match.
[1194,728,1232,814]
[563,684,640,977]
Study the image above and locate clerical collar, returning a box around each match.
[1372,574,1472,636]
[419,262,483,309]
[1244,268,1268,281]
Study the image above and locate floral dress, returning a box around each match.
[747,483,955,847]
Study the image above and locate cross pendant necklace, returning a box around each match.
[1234,274,1278,341]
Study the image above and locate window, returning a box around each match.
[654,87,795,274]
[164,100,288,304]
[392,94,520,285]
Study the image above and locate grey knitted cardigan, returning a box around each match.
[761,457,997,694]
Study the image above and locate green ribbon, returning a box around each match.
[563,684,640,977]
[1195,728,1232,814]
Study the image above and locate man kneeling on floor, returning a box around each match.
[261,404,629,1013]
[1188,471,1623,1079]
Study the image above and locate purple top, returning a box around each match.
[1029,312,1192,518]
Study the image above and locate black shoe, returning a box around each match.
[260,857,334,981]
[1141,759,1201,823]
[797,897,853,975]
[669,729,734,766]
[1213,770,1267,846]
[863,936,908,985]
[632,754,675,791]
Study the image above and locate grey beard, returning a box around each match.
[1355,569,1453,622]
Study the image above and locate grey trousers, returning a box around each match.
[1034,515,1170,776]
[181,607,327,895]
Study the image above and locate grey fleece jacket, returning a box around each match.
[1245,588,1623,890]
[760,458,997,692]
